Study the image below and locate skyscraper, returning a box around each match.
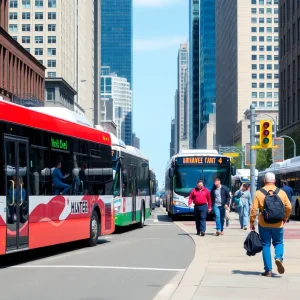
[175,43,189,152]
[189,0,200,149]
[101,0,133,88]
[199,0,216,132]
[215,0,279,146]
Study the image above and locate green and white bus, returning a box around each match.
[149,169,157,210]
[111,135,151,227]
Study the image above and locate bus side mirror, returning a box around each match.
[169,168,174,178]
[231,166,236,176]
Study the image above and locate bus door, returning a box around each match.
[4,136,29,252]
[130,168,137,222]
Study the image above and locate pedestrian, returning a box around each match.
[250,172,292,277]
[235,183,252,230]
[188,180,212,236]
[211,177,231,236]
[281,180,294,223]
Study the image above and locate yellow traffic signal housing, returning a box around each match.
[260,120,272,148]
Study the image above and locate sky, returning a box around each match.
[132,0,188,188]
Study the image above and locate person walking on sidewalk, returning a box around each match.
[235,183,252,230]
[211,177,231,236]
[281,180,294,223]
[250,172,292,277]
[188,180,212,236]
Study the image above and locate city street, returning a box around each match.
[0,208,194,300]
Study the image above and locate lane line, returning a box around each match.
[12,265,186,272]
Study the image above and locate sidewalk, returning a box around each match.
[155,212,300,300]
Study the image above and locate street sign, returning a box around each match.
[223,152,239,157]
[272,138,284,163]
[245,143,250,166]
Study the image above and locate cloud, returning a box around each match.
[133,36,187,52]
[133,0,183,7]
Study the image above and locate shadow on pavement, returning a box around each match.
[232,270,282,278]
[0,239,111,268]
[113,224,148,234]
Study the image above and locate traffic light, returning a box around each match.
[260,120,272,148]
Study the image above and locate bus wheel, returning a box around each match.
[138,202,145,228]
[88,210,100,246]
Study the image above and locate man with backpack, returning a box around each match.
[250,172,292,277]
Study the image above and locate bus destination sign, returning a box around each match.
[177,156,229,165]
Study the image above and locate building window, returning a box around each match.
[259,36,264,42]
[274,27,279,33]
[259,18,264,23]
[267,64,272,70]
[259,64,265,70]
[267,83,272,88]
[252,46,257,51]
[22,12,30,19]
[251,18,257,23]
[267,74,272,79]
[267,36,272,42]
[267,92,272,98]
[252,92,257,98]
[48,0,56,8]
[35,0,43,8]
[10,0,18,8]
[274,101,279,107]
[48,12,56,19]
[267,27,272,33]
[274,36,279,42]
[252,83,257,88]
[34,48,43,55]
[267,102,272,107]
[25,48,30,53]
[259,46,264,51]
[9,12,18,20]
[252,36,257,41]
[259,27,264,33]
[38,59,43,64]
[22,24,30,31]
[35,24,43,31]
[46,88,55,100]
[22,0,31,8]
[47,48,56,55]
[48,24,56,31]
[259,83,265,88]
[259,74,265,79]
[252,55,257,60]
[252,102,258,107]
[259,102,265,107]
[266,46,272,51]
[33,36,43,45]
[9,24,18,32]
[252,74,257,79]
[274,92,278,98]
[259,0,264,4]
[48,36,56,43]
[274,18,278,23]
[259,92,265,98]
[35,12,43,19]
[48,72,56,78]
[259,8,264,14]
[252,64,257,70]
[267,8,272,14]
[47,60,56,67]
[274,74,279,79]
[267,0,272,4]
[252,8,257,14]
[22,36,30,43]
[259,55,264,61]
[274,83,279,88]
[252,0,256,4]
[251,27,257,32]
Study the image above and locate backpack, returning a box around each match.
[260,188,285,224]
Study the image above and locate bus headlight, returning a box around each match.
[173,201,187,207]
[114,205,121,213]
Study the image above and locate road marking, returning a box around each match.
[146,224,175,226]
[12,265,186,272]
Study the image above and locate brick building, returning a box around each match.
[0,0,45,104]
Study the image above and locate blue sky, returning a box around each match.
[132,0,188,188]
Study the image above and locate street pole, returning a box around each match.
[280,135,297,157]
[274,115,277,138]
[250,104,256,198]
[241,146,244,169]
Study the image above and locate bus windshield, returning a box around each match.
[174,165,231,197]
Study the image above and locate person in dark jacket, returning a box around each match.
[211,177,231,236]
[188,180,212,236]
[281,180,294,222]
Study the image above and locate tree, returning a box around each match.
[231,143,248,169]
[256,148,272,171]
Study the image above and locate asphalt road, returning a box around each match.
[0,208,195,300]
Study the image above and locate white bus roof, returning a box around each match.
[29,107,92,128]
[259,156,300,176]
[177,149,219,156]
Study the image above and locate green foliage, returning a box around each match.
[281,129,300,159]
[256,148,272,171]
[231,143,249,169]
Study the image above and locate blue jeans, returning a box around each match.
[194,204,208,233]
[54,183,70,195]
[258,225,284,272]
[214,205,225,232]
[238,203,250,228]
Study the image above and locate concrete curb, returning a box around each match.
[152,221,208,300]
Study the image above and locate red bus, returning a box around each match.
[0,100,115,255]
